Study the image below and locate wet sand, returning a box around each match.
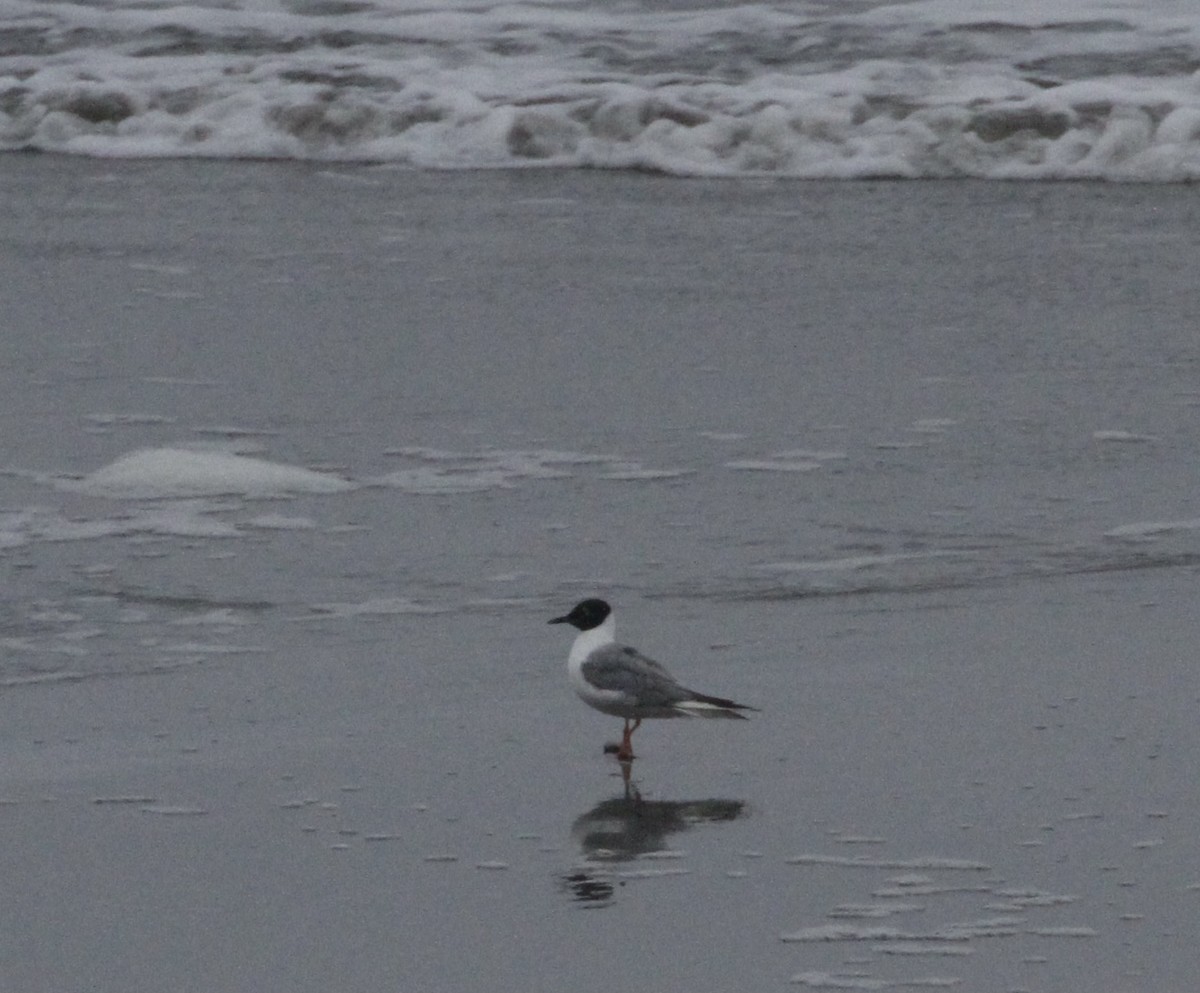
[1,156,1198,991]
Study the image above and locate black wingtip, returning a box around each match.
[693,692,760,715]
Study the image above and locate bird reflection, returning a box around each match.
[560,762,747,906]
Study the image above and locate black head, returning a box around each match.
[549,598,612,631]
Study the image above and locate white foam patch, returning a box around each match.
[911,419,957,434]
[784,925,940,943]
[990,888,1077,908]
[376,467,515,494]
[245,513,317,530]
[62,448,356,499]
[0,670,89,688]
[127,506,244,538]
[726,458,823,472]
[728,448,848,472]
[140,804,209,816]
[830,903,926,919]
[786,855,992,871]
[170,609,249,627]
[874,945,973,957]
[1024,926,1097,938]
[3,0,1200,179]
[599,467,693,481]
[1104,518,1200,540]
[141,377,221,387]
[0,504,242,545]
[613,867,691,879]
[376,447,679,492]
[308,597,444,618]
[193,425,284,438]
[384,446,612,470]
[781,916,1026,943]
[377,447,583,494]
[84,413,177,427]
[790,973,889,990]
[157,641,265,655]
[778,449,850,461]
[760,553,950,573]
[873,884,993,898]
[791,974,961,990]
[1092,429,1158,443]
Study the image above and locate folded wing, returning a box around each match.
[581,644,755,717]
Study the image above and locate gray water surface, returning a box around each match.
[0,157,1197,990]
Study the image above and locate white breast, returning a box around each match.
[566,615,625,712]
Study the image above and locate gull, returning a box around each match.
[549,598,757,761]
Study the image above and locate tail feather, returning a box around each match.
[674,692,759,719]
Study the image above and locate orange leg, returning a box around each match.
[616,718,642,762]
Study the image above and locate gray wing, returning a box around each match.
[580,644,692,708]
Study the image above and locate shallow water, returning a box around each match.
[0,156,1198,990]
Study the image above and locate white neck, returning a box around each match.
[567,613,616,669]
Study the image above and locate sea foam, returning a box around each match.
[2,0,1199,179]
[62,448,355,499]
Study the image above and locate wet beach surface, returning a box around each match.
[1,156,1198,990]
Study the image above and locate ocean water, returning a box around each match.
[1,91,1199,993]
[3,158,1198,693]
[3,0,1200,177]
